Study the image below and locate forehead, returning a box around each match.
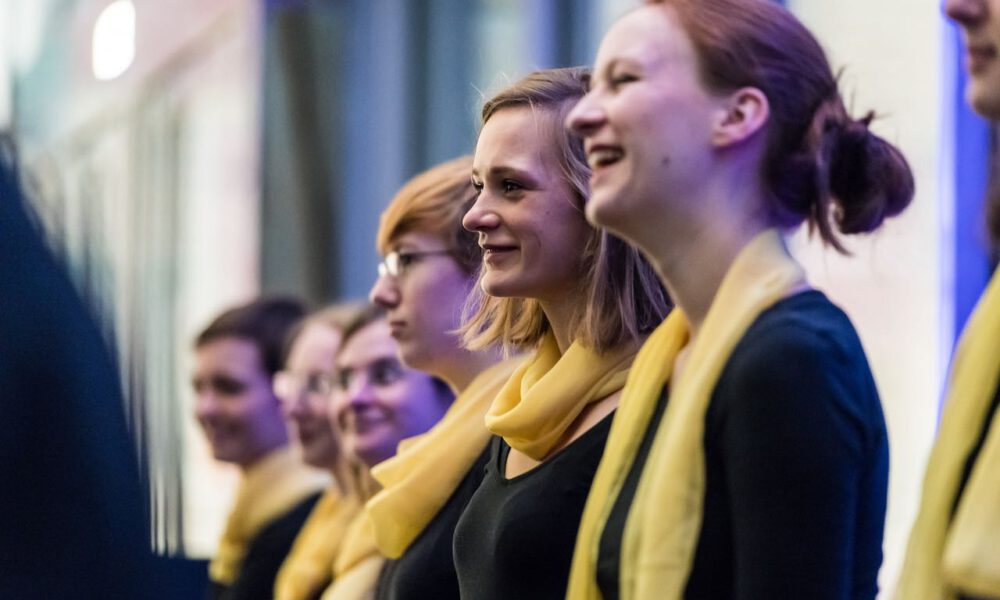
[337,320,398,369]
[287,323,341,366]
[473,106,562,176]
[390,230,448,251]
[595,5,692,73]
[194,337,264,376]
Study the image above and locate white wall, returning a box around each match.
[785,1,949,595]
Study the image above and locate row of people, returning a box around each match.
[194,0,1000,598]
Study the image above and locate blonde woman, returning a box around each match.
[452,67,669,599]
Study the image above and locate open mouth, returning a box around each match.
[482,244,518,259]
[587,146,624,170]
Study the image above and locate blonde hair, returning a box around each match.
[461,67,670,355]
[376,156,480,273]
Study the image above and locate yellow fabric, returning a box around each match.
[365,357,523,558]
[486,332,637,461]
[274,487,361,600]
[320,513,382,600]
[567,229,805,600]
[209,446,330,586]
[896,269,1000,600]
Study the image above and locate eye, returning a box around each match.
[336,368,354,392]
[396,252,419,270]
[471,178,484,195]
[609,72,638,90]
[214,376,246,396]
[501,179,523,194]
[370,358,404,387]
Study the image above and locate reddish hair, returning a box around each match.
[650,0,914,251]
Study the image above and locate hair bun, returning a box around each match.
[826,111,914,236]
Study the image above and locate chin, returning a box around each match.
[480,273,527,299]
[970,86,1000,120]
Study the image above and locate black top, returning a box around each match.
[0,163,169,599]
[597,291,888,600]
[375,446,491,600]
[208,492,321,600]
[453,412,615,600]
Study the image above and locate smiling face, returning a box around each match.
[369,230,473,377]
[946,0,1000,118]
[464,106,593,306]
[276,322,342,469]
[331,319,451,467]
[566,5,724,239]
[193,337,288,468]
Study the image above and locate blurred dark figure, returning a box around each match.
[0,142,164,597]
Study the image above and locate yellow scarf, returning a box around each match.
[487,333,636,461]
[209,446,330,586]
[895,268,1000,600]
[567,229,804,599]
[274,486,361,600]
[320,513,382,600]
[365,357,522,558]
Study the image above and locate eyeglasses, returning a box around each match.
[273,371,336,403]
[377,249,455,279]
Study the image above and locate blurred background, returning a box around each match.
[0,0,988,596]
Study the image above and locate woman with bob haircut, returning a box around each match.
[365,156,521,600]
[452,67,670,600]
[565,0,914,598]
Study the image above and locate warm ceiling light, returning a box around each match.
[92,0,135,81]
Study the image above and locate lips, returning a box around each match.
[388,319,407,338]
[967,43,997,74]
[481,242,518,265]
[585,143,624,171]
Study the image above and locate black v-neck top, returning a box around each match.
[596,291,889,600]
[374,446,490,600]
[453,412,615,600]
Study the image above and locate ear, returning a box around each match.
[710,87,769,148]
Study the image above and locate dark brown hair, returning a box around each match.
[462,67,670,354]
[650,0,915,252]
[195,296,306,376]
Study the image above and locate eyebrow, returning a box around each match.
[471,164,540,184]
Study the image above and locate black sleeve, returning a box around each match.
[218,494,320,600]
[706,319,884,599]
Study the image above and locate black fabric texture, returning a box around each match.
[598,291,888,600]
[453,413,614,600]
[208,492,321,600]
[375,446,490,600]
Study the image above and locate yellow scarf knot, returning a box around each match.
[486,333,636,461]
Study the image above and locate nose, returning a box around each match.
[194,391,219,422]
[565,92,605,139]
[369,273,400,308]
[462,195,501,233]
[945,0,986,25]
[282,390,308,419]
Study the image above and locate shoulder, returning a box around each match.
[247,492,322,555]
[711,291,883,437]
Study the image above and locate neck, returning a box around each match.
[642,208,768,338]
[238,438,288,472]
[540,292,580,355]
[435,346,505,394]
